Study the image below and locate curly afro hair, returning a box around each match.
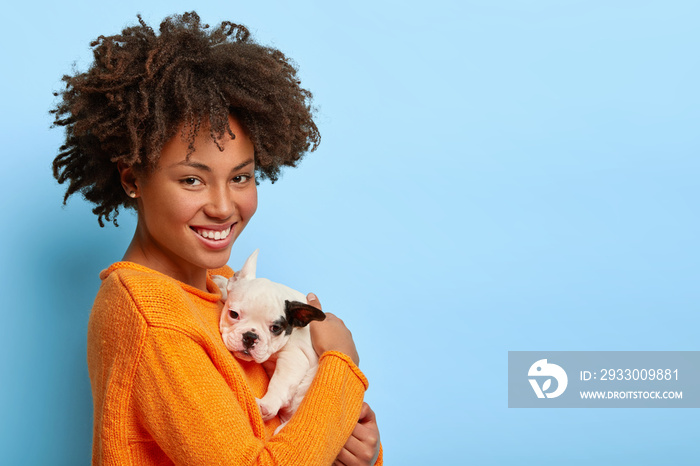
[51,11,320,226]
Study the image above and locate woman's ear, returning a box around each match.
[118,162,140,199]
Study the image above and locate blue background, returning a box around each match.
[2,1,698,464]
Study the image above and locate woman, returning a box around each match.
[52,12,381,465]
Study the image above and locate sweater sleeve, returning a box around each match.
[132,326,368,465]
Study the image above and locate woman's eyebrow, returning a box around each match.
[172,159,254,172]
[174,160,211,171]
[231,159,255,171]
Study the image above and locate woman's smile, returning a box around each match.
[191,223,237,248]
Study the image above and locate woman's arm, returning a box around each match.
[133,326,368,465]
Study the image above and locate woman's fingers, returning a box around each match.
[334,403,380,465]
[306,292,322,310]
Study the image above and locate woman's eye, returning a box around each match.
[232,174,252,184]
[182,177,202,186]
[229,310,239,319]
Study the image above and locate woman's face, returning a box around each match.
[128,115,258,286]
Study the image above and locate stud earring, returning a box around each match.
[129,191,137,198]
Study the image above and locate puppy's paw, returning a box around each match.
[256,397,281,421]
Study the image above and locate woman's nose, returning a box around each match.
[205,186,236,219]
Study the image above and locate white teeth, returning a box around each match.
[196,226,232,241]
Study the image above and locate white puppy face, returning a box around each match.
[219,250,325,363]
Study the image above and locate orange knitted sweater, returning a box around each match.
[87,261,379,465]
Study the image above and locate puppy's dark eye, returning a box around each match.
[270,324,282,335]
[229,310,239,319]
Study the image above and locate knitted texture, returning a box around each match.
[87,262,374,465]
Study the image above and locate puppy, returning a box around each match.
[216,250,325,432]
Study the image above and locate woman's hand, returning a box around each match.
[333,402,381,466]
[306,293,359,365]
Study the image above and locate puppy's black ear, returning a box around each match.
[285,300,326,328]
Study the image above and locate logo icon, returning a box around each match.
[528,359,568,399]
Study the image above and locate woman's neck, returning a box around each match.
[122,232,210,291]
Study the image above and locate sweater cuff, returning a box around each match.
[319,351,369,390]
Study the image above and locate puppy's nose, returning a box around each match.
[242,331,258,348]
